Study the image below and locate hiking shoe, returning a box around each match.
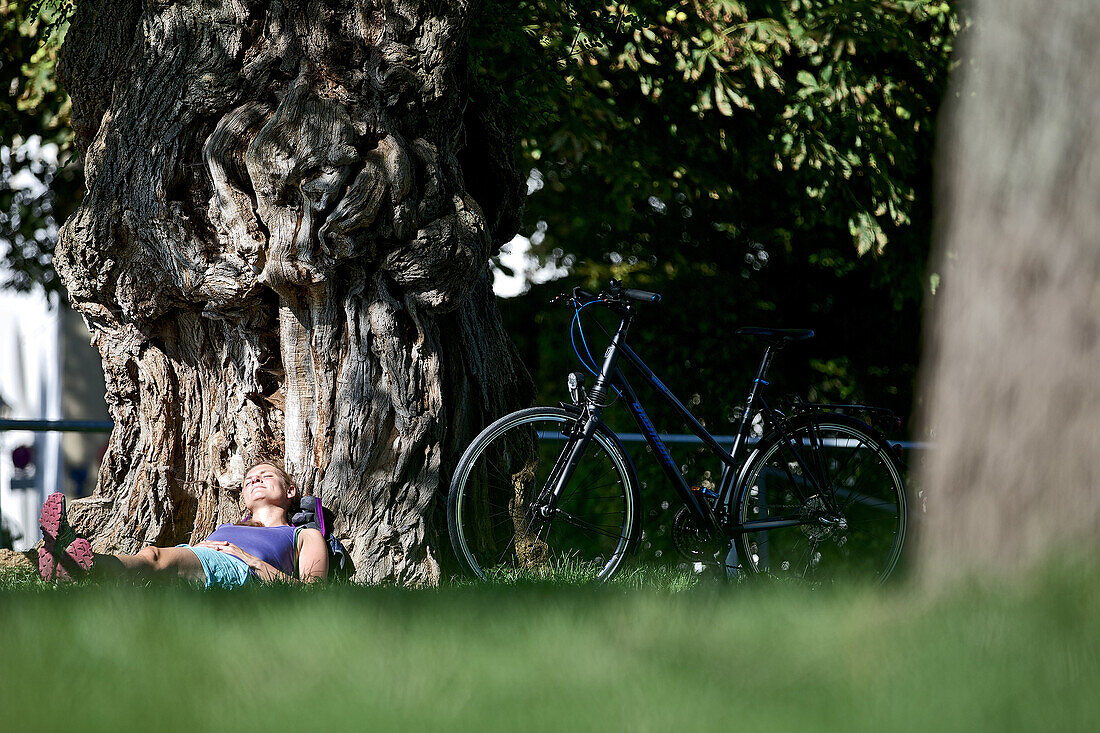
[38,492,94,581]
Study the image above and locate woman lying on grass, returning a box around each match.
[37,461,329,587]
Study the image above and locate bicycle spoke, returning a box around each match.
[776,439,823,502]
[806,421,831,499]
[827,435,868,491]
[558,476,621,507]
[553,510,628,541]
[832,487,897,512]
[557,458,617,506]
[798,541,813,579]
[492,529,520,567]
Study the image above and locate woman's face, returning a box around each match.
[242,463,295,509]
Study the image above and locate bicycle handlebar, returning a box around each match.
[621,288,661,303]
[552,281,662,308]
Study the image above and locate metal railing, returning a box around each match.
[0,419,113,433]
[0,419,113,550]
[547,431,927,451]
[0,418,927,449]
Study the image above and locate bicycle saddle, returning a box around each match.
[735,327,815,345]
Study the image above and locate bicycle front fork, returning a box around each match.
[531,411,600,516]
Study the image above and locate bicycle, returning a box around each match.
[447,280,908,584]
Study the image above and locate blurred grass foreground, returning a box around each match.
[1,560,1096,732]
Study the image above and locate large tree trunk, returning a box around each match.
[917,0,1100,581]
[54,0,530,584]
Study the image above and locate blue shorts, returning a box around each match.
[176,545,254,589]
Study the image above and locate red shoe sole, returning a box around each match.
[39,492,66,546]
[38,493,93,581]
[37,538,93,581]
[36,546,53,581]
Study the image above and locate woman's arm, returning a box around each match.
[295,528,329,582]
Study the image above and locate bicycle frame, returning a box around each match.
[539,301,825,541]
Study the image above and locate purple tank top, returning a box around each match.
[206,524,298,576]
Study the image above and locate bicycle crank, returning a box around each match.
[672,505,717,562]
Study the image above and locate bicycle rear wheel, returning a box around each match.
[447,407,641,581]
[733,413,907,584]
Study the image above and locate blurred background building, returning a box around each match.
[0,285,108,550]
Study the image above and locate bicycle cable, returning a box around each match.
[570,300,601,376]
[571,299,622,405]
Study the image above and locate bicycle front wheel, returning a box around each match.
[733,414,907,584]
[447,407,641,581]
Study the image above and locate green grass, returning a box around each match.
[1,559,1097,732]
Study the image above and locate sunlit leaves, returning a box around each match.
[1,0,78,297]
[471,0,956,273]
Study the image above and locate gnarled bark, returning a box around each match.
[55,0,530,584]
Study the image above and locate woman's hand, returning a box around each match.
[197,539,248,561]
[197,539,259,567]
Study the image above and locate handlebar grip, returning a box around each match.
[622,288,661,303]
[573,287,598,301]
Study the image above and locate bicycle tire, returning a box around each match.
[732,413,907,584]
[448,406,642,581]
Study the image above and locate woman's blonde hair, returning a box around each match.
[243,460,295,492]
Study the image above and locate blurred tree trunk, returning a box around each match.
[54,0,530,584]
[918,0,1100,580]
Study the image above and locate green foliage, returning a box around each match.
[470,1,958,429]
[0,0,78,296]
[473,0,955,257]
